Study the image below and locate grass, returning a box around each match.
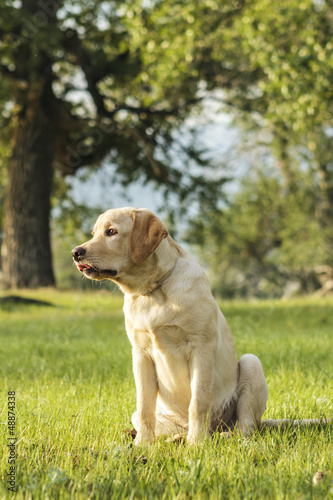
[0,289,332,499]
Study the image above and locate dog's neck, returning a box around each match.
[114,236,184,296]
[141,265,175,296]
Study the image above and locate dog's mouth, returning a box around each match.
[76,262,117,277]
[77,263,93,272]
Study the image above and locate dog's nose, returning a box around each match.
[71,246,86,261]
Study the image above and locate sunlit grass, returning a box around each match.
[0,290,332,499]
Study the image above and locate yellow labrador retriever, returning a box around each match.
[72,207,269,445]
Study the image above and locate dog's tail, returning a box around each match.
[260,418,332,430]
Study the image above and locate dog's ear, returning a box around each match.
[129,210,168,265]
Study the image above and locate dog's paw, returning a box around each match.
[187,426,210,445]
[186,433,206,446]
[133,436,144,447]
[219,431,231,439]
[133,433,154,447]
[166,433,187,444]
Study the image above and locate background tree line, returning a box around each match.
[0,0,332,297]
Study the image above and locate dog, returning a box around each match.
[71,207,328,445]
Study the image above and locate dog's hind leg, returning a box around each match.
[235,354,268,436]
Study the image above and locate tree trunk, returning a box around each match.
[0,0,60,288]
[317,160,333,228]
[273,133,298,193]
[1,75,56,288]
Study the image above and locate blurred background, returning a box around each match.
[0,0,332,298]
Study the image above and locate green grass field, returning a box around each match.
[0,290,332,499]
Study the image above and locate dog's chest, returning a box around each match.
[124,294,193,353]
[124,295,193,402]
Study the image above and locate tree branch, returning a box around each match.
[128,128,171,183]
[62,28,203,120]
[105,97,204,119]
[62,29,107,115]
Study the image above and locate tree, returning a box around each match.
[226,0,333,224]
[187,0,333,297]
[2,0,332,290]
[186,165,330,298]
[1,0,249,288]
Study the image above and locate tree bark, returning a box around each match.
[273,133,298,194]
[317,161,333,228]
[1,72,56,288]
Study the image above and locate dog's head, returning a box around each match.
[71,207,168,284]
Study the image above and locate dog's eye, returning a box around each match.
[105,228,118,237]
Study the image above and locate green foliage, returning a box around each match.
[186,165,331,298]
[0,291,332,498]
[231,0,333,134]
[0,0,233,220]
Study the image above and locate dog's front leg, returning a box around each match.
[188,347,214,444]
[132,348,158,446]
